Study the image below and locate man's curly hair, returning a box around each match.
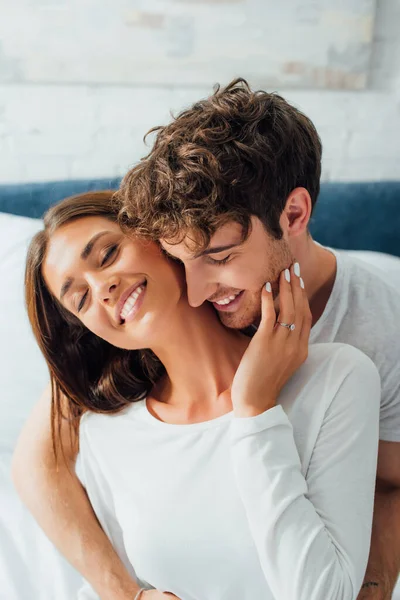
[118,78,322,249]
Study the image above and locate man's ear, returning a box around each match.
[280,187,312,238]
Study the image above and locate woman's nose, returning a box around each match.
[90,276,119,304]
[102,282,117,304]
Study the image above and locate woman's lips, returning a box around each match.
[121,284,147,324]
[116,280,146,323]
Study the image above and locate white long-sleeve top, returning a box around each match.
[76,343,380,600]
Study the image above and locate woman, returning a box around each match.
[25,190,380,600]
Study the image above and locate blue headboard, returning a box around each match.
[1,179,399,257]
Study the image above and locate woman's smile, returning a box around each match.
[118,280,147,324]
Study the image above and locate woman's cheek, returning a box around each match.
[84,310,111,341]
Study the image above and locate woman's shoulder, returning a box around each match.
[77,401,147,486]
[79,399,145,440]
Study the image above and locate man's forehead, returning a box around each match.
[160,221,244,260]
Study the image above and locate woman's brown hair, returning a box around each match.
[25,191,164,460]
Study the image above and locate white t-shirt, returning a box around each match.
[77,343,380,600]
[310,249,400,442]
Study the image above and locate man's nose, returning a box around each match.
[185,267,215,308]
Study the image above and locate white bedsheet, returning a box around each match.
[0,213,82,599]
[0,450,82,600]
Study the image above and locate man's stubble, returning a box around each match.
[217,238,293,330]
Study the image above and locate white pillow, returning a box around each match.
[0,213,49,451]
[0,211,82,600]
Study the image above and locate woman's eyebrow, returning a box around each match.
[80,231,110,260]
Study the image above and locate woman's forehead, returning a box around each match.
[48,218,117,258]
[56,215,120,238]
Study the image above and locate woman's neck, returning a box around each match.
[149,299,249,419]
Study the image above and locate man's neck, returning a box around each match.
[294,238,338,327]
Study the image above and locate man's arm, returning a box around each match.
[11,384,139,600]
[357,440,400,600]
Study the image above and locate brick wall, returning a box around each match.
[0,0,399,184]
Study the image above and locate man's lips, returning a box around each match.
[208,290,242,305]
[209,290,245,312]
[116,280,146,323]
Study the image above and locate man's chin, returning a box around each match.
[217,308,260,330]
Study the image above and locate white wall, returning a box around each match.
[0,0,399,185]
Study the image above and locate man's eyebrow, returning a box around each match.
[59,231,110,300]
[194,243,240,259]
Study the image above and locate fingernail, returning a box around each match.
[265,282,272,293]
[285,268,291,283]
[294,262,301,277]
[300,277,305,289]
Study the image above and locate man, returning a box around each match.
[13,80,400,599]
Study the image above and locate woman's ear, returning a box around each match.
[280,187,312,238]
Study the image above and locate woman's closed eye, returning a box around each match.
[77,290,88,313]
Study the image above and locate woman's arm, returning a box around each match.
[230,345,381,600]
[11,384,139,600]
